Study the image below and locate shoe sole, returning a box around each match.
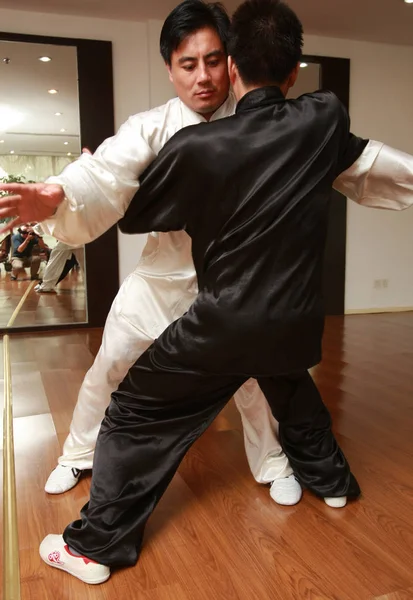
[44,470,82,494]
[44,477,80,494]
[269,491,303,506]
[324,499,347,508]
[44,484,78,494]
[40,554,110,584]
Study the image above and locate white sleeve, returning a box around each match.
[41,114,157,246]
[333,140,413,211]
[33,223,45,236]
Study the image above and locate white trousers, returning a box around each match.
[59,270,292,484]
[42,241,85,290]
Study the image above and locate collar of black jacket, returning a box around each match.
[236,86,285,113]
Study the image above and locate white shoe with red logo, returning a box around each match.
[39,534,110,584]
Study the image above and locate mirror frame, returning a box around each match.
[0,31,119,332]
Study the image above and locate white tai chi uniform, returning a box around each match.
[43,94,291,482]
[41,91,413,481]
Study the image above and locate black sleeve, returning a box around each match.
[331,93,369,176]
[337,132,369,176]
[119,128,200,235]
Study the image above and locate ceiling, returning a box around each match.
[0,40,80,156]
[1,0,413,46]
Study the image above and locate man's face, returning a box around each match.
[167,27,230,120]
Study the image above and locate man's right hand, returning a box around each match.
[0,183,65,233]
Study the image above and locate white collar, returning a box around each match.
[179,91,236,125]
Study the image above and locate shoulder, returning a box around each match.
[128,97,180,125]
[164,117,235,163]
[119,98,182,139]
[161,120,211,153]
[292,90,349,137]
[300,90,347,119]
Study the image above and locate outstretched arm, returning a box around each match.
[0,116,159,244]
[334,140,413,211]
[331,93,413,211]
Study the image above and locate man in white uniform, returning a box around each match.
[42,0,304,506]
[2,0,412,513]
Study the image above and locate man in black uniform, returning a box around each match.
[40,0,386,583]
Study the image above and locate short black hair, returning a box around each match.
[160,0,230,65]
[228,0,303,86]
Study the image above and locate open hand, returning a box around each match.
[0,182,65,233]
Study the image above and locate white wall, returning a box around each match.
[2,9,413,309]
[147,20,176,106]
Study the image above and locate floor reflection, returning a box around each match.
[0,267,86,328]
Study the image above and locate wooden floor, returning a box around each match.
[0,267,87,328]
[1,313,413,600]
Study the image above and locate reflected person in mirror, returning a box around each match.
[10,223,48,280]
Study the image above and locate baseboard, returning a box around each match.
[345,306,413,315]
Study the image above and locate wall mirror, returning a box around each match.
[0,31,118,332]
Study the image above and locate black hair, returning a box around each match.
[160,0,230,65]
[228,0,303,86]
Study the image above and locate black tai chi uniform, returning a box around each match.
[64,87,367,567]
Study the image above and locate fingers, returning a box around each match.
[0,194,21,207]
[0,208,18,219]
[0,184,26,193]
[0,194,20,220]
[82,147,92,155]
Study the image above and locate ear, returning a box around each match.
[228,55,238,88]
[166,62,173,84]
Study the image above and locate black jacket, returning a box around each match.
[119,87,368,376]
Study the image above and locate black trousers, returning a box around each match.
[63,346,360,567]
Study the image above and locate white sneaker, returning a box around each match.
[45,465,83,494]
[270,475,302,506]
[35,283,56,293]
[39,534,110,584]
[324,496,347,508]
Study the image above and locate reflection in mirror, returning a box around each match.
[287,61,321,99]
[0,40,87,328]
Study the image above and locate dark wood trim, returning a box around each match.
[0,32,118,332]
[302,55,350,315]
[76,39,118,328]
[2,323,91,335]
